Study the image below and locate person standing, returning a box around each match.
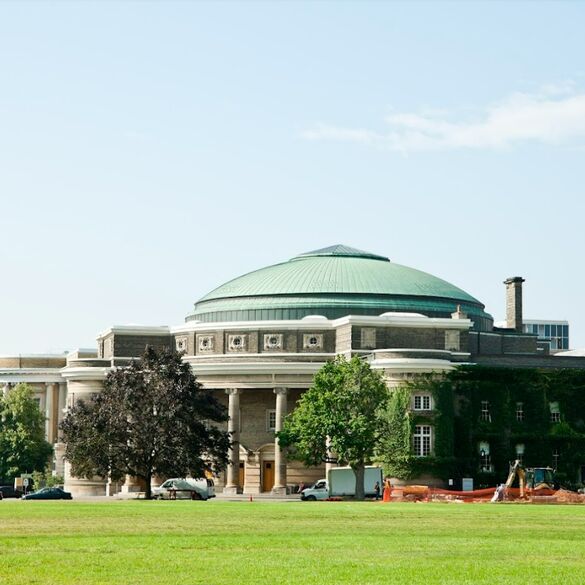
[383,478,392,502]
[374,481,381,500]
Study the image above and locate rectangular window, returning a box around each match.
[479,442,491,472]
[413,426,432,457]
[266,409,276,432]
[553,449,560,469]
[515,443,525,464]
[413,394,432,411]
[549,402,560,423]
[516,402,524,422]
[481,401,491,422]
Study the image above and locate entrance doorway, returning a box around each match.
[262,461,275,492]
[238,462,245,489]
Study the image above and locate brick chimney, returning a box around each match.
[504,277,525,332]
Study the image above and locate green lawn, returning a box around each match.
[0,500,584,584]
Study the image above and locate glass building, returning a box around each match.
[523,320,569,351]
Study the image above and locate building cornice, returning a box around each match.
[0,369,64,383]
[172,313,472,334]
[97,325,171,340]
[60,367,111,381]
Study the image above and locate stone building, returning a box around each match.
[2,245,584,495]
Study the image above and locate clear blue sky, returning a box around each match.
[1,1,584,353]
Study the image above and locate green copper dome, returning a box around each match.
[188,245,493,330]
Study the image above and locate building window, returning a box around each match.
[553,448,560,469]
[481,401,491,422]
[445,330,460,352]
[516,402,524,422]
[515,443,525,464]
[549,402,561,423]
[303,333,323,350]
[479,441,492,472]
[413,425,432,457]
[413,394,432,411]
[360,328,376,349]
[228,335,247,352]
[263,334,283,351]
[266,409,277,432]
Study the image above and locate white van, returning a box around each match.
[300,479,329,501]
[153,478,215,500]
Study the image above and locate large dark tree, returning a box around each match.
[278,356,389,500]
[0,383,53,480]
[61,346,230,499]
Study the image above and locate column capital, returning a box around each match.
[225,388,242,396]
[274,387,288,396]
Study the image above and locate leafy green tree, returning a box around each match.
[61,346,230,499]
[32,466,64,489]
[0,383,53,480]
[278,355,389,500]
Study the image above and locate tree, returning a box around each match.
[0,383,53,480]
[61,346,230,499]
[278,355,389,500]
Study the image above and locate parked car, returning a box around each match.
[22,487,72,500]
[152,478,215,500]
[0,486,23,499]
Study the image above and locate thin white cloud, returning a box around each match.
[302,85,585,151]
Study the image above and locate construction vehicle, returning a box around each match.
[494,460,556,500]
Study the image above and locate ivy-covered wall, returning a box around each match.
[379,366,585,489]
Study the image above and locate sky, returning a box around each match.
[0,0,584,353]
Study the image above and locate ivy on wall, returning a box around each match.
[379,366,585,489]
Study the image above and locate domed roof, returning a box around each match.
[188,245,493,330]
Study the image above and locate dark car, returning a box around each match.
[0,486,23,499]
[22,487,72,500]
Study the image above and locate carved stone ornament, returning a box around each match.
[303,333,323,350]
[361,327,376,349]
[175,336,188,352]
[445,330,460,352]
[264,333,283,351]
[198,335,215,352]
[228,334,247,352]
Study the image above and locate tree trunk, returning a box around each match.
[144,472,152,500]
[353,464,365,501]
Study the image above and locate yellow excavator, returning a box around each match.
[493,460,556,501]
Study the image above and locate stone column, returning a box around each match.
[45,382,55,444]
[53,382,68,477]
[224,388,242,494]
[57,383,67,441]
[272,387,288,494]
[63,378,107,497]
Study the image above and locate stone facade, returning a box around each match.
[2,246,585,495]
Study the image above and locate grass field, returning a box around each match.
[1,500,584,585]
